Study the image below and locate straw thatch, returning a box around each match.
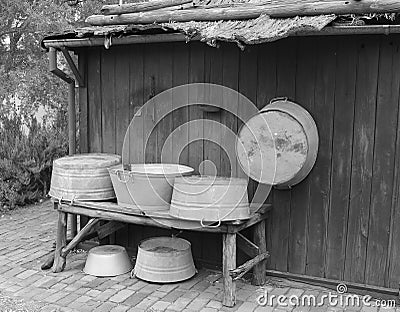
[162,14,336,46]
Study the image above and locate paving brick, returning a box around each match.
[151,290,169,299]
[110,305,130,312]
[12,285,36,298]
[87,289,103,297]
[62,274,83,284]
[15,269,39,279]
[198,292,216,300]
[3,267,25,278]
[33,288,58,301]
[81,275,98,282]
[124,292,147,306]
[168,297,192,311]
[40,277,66,289]
[127,279,148,291]
[159,284,180,293]
[206,300,222,309]
[361,306,379,312]
[40,304,62,312]
[127,307,145,312]
[57,293,81,306]
[139,283,161,294]
[178,273,207,290]
[15,273,42,287]
[51,282,69,291]
[110,274,130,282]
[45,290,69,303]
[72,299,103,311]
[95,301,118,312]
[204,285,222,295]
[163,289,187,303]
[95,288,119,302]
[254,305,275,312]
[109,288,135,303]
[186,298,210,310]
[193,280,212,292]
[236,301,258,312]
[74,295,92,303]
[85,277,108,289]
[74,287,91,295]
[152,300,172,311]
[111,284,126,290]
[97,280,119,291]
[200,308,218,312]
[0,264,12,274]
[220,300,244,312]
[4,284,23,293]
[135,296,159,310]
[60,307,76,312]
[181,290,201,300]
[20,286,44,300]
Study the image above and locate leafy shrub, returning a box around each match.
[0,114,68,209]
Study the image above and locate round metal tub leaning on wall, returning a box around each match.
[237,98,319,188]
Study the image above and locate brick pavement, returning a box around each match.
[0,200,398,312]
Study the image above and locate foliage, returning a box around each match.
[0,0,107,119]
[0,0,108,209]
[0,115,68,209]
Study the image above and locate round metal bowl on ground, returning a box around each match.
[133,237,196,283]
[83,245,132,277]
[169,176,250,223]
[49,153,121,201]
[109,163,194,211]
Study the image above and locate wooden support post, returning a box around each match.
[223,233,236,307]
[97,221,126,240]
[230,253,270,281]
[41,229,99,270]
[70,214,77,238]
[252,219,267,285]
[61,218,100,257]
[52,211,68,273]
[60,48,84,87]
[237,232,259,258]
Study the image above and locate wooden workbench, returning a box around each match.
[49,200,271,307]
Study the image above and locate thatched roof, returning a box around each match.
[42,0,400,49]
[51,14,334,48]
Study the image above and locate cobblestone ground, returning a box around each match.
[0,200,398,312]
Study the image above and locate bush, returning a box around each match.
[0,115,68,209]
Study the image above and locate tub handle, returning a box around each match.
[69,195,76,206]
[200,212,222,228]
[116,170,129,183]
[58,196,63,209]
[269,97,288,104]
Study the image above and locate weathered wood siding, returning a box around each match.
[78,34,400,288]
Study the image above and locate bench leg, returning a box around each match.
[52,211,68,273]
[252,219,267,285]
[223,233,236,307]
[70,214,77,237]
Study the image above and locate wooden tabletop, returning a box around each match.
[54,200,271,233]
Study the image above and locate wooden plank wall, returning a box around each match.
[79,34,400,288]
